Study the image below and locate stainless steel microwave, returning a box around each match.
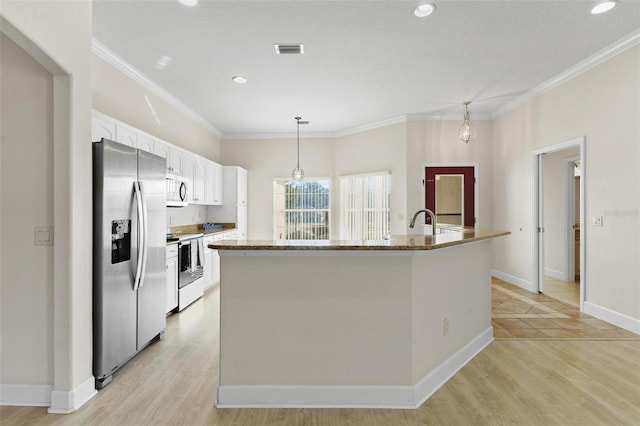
[166,173,188,207]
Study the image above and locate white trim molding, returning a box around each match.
[92,38,221,138]
[0,384,54,407]
[493,29,640,118]
[216,327,493,409]
[544,268,564,281]
[47,377,97,414]
[492,269,533,292]
[584,302,640,335]
[334,115,408,138]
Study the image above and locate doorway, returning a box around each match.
[533,137,585,310]
[424,166,476,227]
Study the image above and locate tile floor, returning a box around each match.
[491,277,639,340]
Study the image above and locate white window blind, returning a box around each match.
[339,172,390,240]
[273,178,331,240]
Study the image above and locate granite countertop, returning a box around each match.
[167,224,237,245]
[207,228,509,251]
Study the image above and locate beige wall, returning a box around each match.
[1,0,94,409]
[92,55,221,162]
[334,123,407,235]
[219,137,335,239]
[493,46,640,320]
[1,34,54,385]
[406,119,494,233]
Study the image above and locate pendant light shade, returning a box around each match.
[459,101,476,144]
[292,116,307,181]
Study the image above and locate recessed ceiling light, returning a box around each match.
[232,76,247,84]
[591,1,616,14]
[154,55,172,70]
[178,0,198,7]
[414,3,436,18]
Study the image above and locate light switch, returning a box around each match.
[35,226,54,246]
[592,216,603,227]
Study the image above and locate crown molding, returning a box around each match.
[334,115,408,138]
[493,28,640,119]
[222,132,336,141]
[92,38,222,138]
[94,27,639,141]
[406,112,493,121]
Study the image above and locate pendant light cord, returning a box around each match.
[296,117,300,168]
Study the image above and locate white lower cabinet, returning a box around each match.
[203,234,224,290]
[166,244,178,313]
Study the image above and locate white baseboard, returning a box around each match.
[48,376,97,414]
[544,268,564,281]
[216,327,493,409]
[0,384,53,406]
[584,302,640,335]
[413,327,493,407]
[492,269,533,292]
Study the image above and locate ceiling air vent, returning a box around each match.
[274,44,304,55]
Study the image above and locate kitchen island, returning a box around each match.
[209,229,509,409]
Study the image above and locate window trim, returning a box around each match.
[273,176,332,241]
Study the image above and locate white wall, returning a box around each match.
[334,123,407,235]
[219,138,335,239]
[0,0,94,411]
[92,55,222,163]
[406,119,494,233]
[168,204,208,228]
[493,45,640,321]
[543,147,580,279]
[0,33,54,386]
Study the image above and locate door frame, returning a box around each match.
[422,163,479,228]
[532,137,585,310]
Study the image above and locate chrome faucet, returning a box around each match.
[409,209,437,235]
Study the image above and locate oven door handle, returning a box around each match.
[133,181,145,291]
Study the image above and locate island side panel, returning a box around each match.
[410,240,493,383]
[218,252,414,387]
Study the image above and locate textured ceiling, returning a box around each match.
[92,0,640,136]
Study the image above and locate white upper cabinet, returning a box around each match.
[213,162,224,205]
[92,110,235,207]
[221,166,248,206]
[153,139,170,162]
[204,161,215,205]
[181,152,196,203]
[210,166,248,239]
[237,167,248,206]
[136,134,154,153]
[168,147,183,176]
[194,157,206,205]
[91,114,116,142]
[115,125,137,148]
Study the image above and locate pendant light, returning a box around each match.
[292,116,308,181]
[459,101,476,144]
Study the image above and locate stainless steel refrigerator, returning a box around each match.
[93,138,167,389]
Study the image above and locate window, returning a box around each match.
[339,172,390,240]
[274,178,331,240]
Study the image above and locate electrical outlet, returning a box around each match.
[592,216,603,227]
[443,317,450,336]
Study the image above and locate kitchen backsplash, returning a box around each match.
[166,204,207,227]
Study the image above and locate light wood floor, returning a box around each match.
[2,281,639,425]
[543,276,580,307]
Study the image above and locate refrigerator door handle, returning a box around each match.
[133,181,145,291]
[138,181,149,288]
